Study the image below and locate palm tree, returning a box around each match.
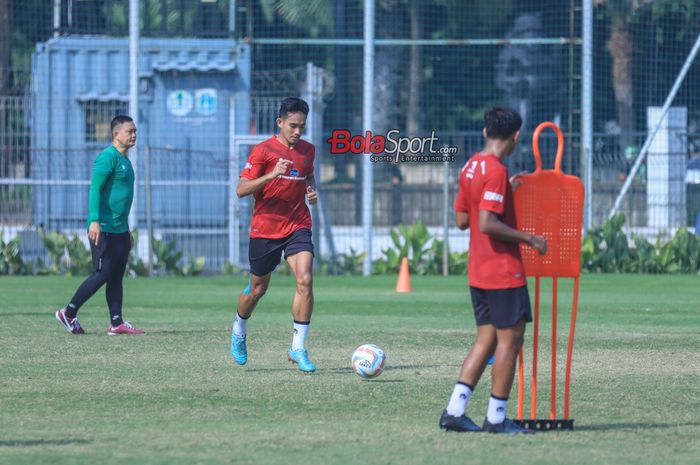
[261,0,332,36]
[598,0,641,150]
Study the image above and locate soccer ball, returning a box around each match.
[351,344,386,379]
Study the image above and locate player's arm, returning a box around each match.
[478,210,546,254]
[236,158,291,198]
[87,153,114,245]
[454,166,470,230]
[305,175,318,205]
[455,211,469,230]
[509,171,528,191]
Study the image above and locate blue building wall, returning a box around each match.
[31,37,251,231]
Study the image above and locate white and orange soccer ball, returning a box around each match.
[351,344,386,380]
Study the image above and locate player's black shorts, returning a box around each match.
[89,231,130,274]
[248,228,314,276]
[470,285,532,328]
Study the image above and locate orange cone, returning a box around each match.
[396,257,411,293]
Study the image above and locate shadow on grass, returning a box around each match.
[147,329,228,334]
[323,364,448,373]
[244,367,337,373]
[244,364,445,375]
[2,312,53,317]
[0,439,91,447]
[356,379,404,383]
[576,422,700,432]
[385,364,449,371]
[243,367,406,382]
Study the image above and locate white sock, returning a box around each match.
[445,382,473,417]
[233,312,248,338]
[486,395,508,424]
[291,321,309,350]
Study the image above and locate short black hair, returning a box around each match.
[111,115,134,133]
[278,97,309,118]
[484,107,522,140]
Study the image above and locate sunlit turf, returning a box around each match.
[1,274,698,465]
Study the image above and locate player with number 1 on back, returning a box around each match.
[439,107,547,433]
[230,97,319,373]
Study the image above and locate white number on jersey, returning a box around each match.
[465,159,487,179]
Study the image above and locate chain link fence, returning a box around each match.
[1,0,699,273]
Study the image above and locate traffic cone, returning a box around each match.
[396,257,411,293]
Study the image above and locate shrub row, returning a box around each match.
[0,230,205,277]
[3,216,699,276]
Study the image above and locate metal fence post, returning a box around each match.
[582,0,593,230]
[144,145,154,275]
[362,0,375,276]
[443,158,449,276]
[128,0,140,239]
[53,0,61,37]
[228,96,238,267]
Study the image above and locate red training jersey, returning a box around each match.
[454,153,526,289]
[240,136,315,239]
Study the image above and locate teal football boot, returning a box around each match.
[230,331,247,365]
[287,348,316,373]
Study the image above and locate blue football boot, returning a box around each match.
[230,331,247,365]
[483,418,535,434]
[287,348,316,373]
[439,410,482,432]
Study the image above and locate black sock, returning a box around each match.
[64,303,78,319]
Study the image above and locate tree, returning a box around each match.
[0,0,11,93]
[599,0,641,150]
[596,0,700,149]
[609,17,632,141]
[265,0,332,37]
[407,1,422,136]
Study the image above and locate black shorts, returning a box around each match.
[90,231,130,274]
[470,285,532,328]
[248,228,314,276]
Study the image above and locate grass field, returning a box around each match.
[1,274,699,465]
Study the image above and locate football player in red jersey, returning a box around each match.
[439,107,547,433]
[230,97,319,373]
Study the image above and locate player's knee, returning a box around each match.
[512,334,524,352]
[107,267,125,281]
[93,268,111,284]
[250,282,268,300]
[296,273,313,295]
[513,327,526,350]
[497,334,524,353]
[475,338,496,354]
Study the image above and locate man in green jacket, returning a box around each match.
[55,115,144,335]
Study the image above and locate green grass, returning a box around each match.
[1,274,699,465]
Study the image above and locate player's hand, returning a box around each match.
[509,171,528,191]
[306,185,318,205]
[529,235,547,255]
[269,158,291,179]
[88,222,101,245]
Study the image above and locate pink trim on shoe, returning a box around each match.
[107,321,145,335]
